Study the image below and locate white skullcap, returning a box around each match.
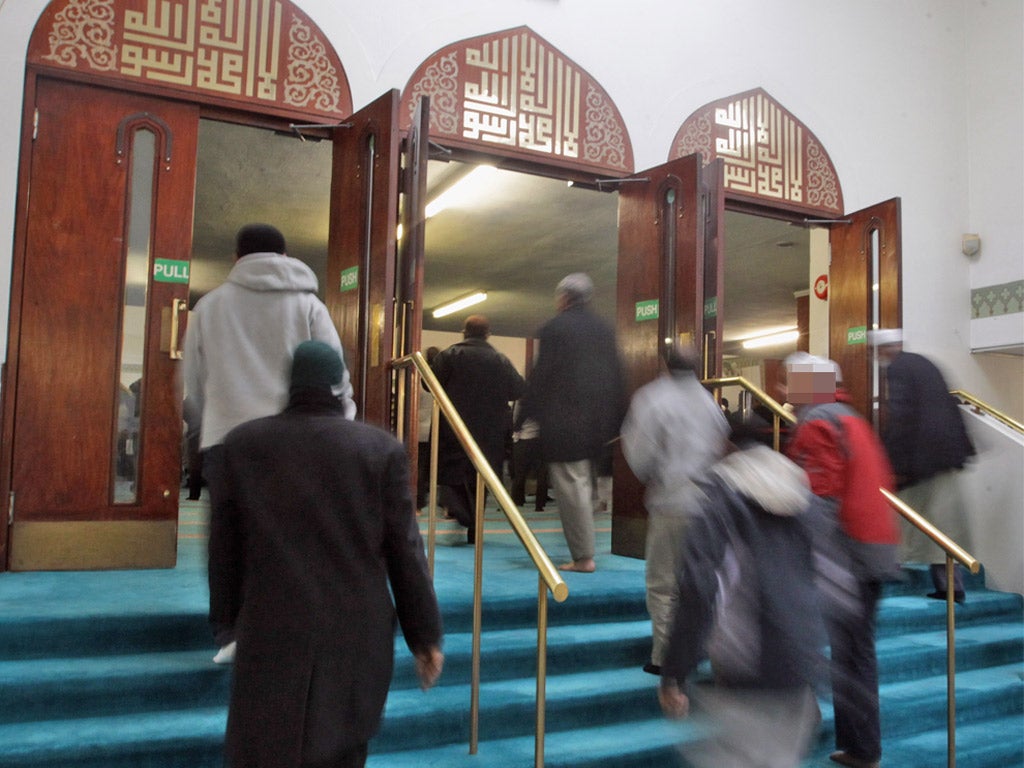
[868,328,903,346]
[784,351,835,373]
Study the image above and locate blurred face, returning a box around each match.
[785,368,837,405]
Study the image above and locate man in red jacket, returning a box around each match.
[783,353,900,768]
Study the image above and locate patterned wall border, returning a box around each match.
[671,88,843,217]
[401,26,633,176]
[972,280,1024,318]
[29,0,352,119]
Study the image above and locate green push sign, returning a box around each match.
[635,299,659,322]
[153,259,189,284]
[847,326,868,345]
[340,266,358,293]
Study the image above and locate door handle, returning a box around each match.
[168,298,187,360]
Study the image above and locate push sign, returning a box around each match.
[847,326,868,345]
[340,266,358,292]
[153,259,189,284]
[635,299,659,322]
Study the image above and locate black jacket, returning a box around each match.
[431,337,525,484]
[882,351,974,486]
[518,304,627,462]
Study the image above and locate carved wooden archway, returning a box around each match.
[27,0,352,120]
[400,26,633,176]
[671,87,843,217]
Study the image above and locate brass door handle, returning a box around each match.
[168,297,187,360]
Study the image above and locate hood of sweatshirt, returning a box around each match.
[712,444,811,517]
[227,252,319,293]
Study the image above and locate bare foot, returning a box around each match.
[558,558,596,573]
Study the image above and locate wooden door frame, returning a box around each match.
[0,67,358,571]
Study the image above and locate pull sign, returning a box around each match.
[153,259,189,284]
[635,299,659,322]
[704,296,718,318]
[340,266,359,292]
[847,326,868,345]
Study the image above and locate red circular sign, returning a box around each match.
[814,274,829,300]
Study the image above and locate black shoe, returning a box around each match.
[642,662,661,676]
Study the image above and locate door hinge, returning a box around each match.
[8,491,14,526]
[33,108,38,141]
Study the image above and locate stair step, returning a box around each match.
[875,621,1024,681]
[367,717,690,768]
[378,666,661,751]
[0,651,231,724]
[0,708,226,768]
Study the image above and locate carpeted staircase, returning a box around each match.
[0,532,1020,768]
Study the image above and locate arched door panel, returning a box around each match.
[5,79,198,570]
[613,153,720,557]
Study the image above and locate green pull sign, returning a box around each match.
[153,259,189,284]
[847,326,868,345]
[704,296,718,318]
[635,299,659,322]
[340,266,358,292]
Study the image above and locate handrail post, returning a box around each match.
[946,554,957,768]
[469,473,485,755]
[535,576,548,768]
[391,352,570,760]
[426,397,440,578]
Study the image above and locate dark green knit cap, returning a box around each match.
[290,341,345,390]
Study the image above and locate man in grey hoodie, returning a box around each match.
[183,223,356,662]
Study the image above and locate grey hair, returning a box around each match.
[556,272,594,305]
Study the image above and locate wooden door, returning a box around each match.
[327,90,403,428]
[613,153,714,557]
[829,198,902,419]
[4,79,198,570]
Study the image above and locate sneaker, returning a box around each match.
[213,641,237,664]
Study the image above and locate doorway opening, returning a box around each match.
[420,159,618,357]
[417,159,819,407]
[183,118,334,508]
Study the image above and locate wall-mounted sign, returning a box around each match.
[704,296,718,318]
[847,326,867,345]
[340,266,358,292]
[814,274,829,300]
[153,259,189,284]
[635,299,659,322]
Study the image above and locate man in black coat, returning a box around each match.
[517,273,627,572]
[219,341,444,768]
[431,315,525,543]
[872,329,975,601]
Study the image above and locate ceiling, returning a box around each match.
[188,118,811,360]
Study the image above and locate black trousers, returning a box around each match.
[828,578,883,762]
[511,438,548,509]
[202,445,238,647]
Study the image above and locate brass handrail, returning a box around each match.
[704,374,984,768]
[951,389,1024,434]
[393,351,568,768]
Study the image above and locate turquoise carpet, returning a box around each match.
[0,496,1020,767]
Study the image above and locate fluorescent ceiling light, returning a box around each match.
[426,165,498,219]
[741,328,800,349]
[432,291,488,318]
